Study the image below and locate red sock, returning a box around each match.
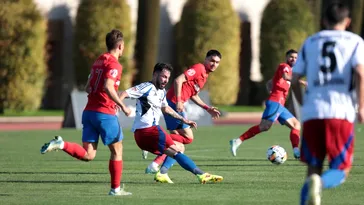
[239,125,261,141]
[63,142,87,160]
[109,160,122,189]
[290,129,300,148]
[154,154,167,165]
[170,134,193,144]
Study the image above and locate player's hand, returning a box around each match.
[207,107,221,119]
[176,101,184,112]
[358,107,364,123]
[122,106,132,117]
[182,118,197,129]
[299,80,308,87]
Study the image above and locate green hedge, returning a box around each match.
[0,0,47,112]
[74,0,134,90]
[260,0,315,82]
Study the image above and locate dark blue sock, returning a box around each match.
[300,180,309,205]
[321,169,346,189]
[174,153,204,175]
[160,156,176,174]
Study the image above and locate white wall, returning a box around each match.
[34,0,270,83]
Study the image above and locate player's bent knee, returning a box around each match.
[183,137,193,144]
[259,124,271,132]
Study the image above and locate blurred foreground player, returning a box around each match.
[292,3,364,204]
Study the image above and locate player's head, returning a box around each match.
[204,50,221,72]
[152,63,173,89]
[323,2,351,30]
[106,29,125,57]
[285,49,298,67]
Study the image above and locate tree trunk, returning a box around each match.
[134,0,160,84]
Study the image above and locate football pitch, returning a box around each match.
[0,125,363,205]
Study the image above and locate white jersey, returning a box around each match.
[293,30,364,123]
[125,82,168,131]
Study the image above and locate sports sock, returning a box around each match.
[109,160,122,189]
[174,153,204,175]
[153,154,167,166]
[170,134,193,144]
[321,169,346,188]
[290,129,300,148]
[239,125,261,141]
[63,142,87,160]
[300,180,309,205]
[160,157,176,174]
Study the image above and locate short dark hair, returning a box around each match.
[206,50,222,59]
[153,62,173,74]
[286,49,297,56]
[324,2,350,26]
[105,29,124,51]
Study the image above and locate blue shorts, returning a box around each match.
[262,100,294,125]
[82,110,123,145]
[163,99,190,130]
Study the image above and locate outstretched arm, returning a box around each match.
[161,106,197,129]
[191,94,220,119]
[266,79,273,93]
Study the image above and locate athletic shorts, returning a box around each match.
[82,110,123,145]
[262,100,294,125]
[134,125,175,155]
[163,99,190,130]
[300,119,354,170]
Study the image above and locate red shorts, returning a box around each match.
[134,125,175,155]
[300,119,354,170]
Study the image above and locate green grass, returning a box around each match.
[0,125,363,205]
[216,105,264,113]
[0,109,64,117]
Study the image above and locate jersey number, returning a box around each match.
[320,41,337,73]
[92,68,103,92]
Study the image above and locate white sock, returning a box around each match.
[149,162,159,170]
[112,186,120,192]
[59,141,65,149]
[235,138,242,146]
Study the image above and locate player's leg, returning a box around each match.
[163,144,223,184]
[300,120,326,205]
[278,108,301,159]
[320,119,353,188]
[99,113,131,196]
[40,110,98,161]
[158,141,185,174]
[229,100,279,156]
[145,129,193,174]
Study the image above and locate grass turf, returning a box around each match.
[0,125,363,205]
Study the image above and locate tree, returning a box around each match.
[0,0,47,112]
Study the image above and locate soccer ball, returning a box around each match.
[266,145,287,165]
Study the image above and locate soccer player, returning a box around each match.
[229,49,306,159]
[144,50,222,174]
[119,62,223,184]
[40,29,132,196]
[291,3,364,205]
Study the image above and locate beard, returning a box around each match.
[156,80,165,89]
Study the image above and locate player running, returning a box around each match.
[292,2,364,205]
[40,29,132,196]
[143,50,222,174]
[229,49,306,159]
[119,62,223,184]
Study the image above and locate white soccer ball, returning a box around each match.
[266,145,287,165]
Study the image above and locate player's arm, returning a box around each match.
[161,106,197,129]
[191,94,220,119]
[174,73,187,102]
[104,79,129,114]
[355,64,364,123]
[292,73,304,105]
[266,79,273,92]
[84,74,92,94]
